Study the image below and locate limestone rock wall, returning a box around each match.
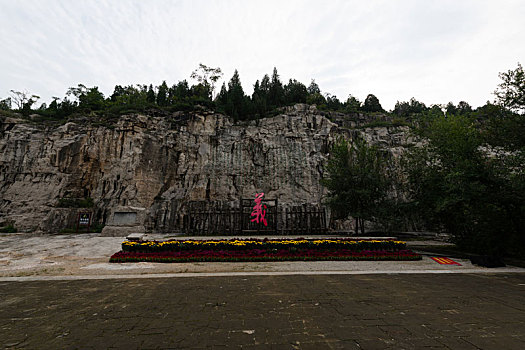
[0,105,412,233]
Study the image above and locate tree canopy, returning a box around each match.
[362,94,383,113]
[190,63,223,100]
[404,113,524,256]
[494,62,525,114]
[1,62,523,131]
[321,137,391,234]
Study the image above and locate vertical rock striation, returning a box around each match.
[0,105,412,233]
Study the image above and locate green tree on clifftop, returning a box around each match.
[226,70,249,121]
[268,67,285,108]
[190,63,223,100]
[362,94,383,112]
[156,81,169,106]
[494,62,525,114]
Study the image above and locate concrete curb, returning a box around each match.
[1,267,525,282]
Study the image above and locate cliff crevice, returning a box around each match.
[0,105,411,233]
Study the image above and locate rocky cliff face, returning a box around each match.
[0,105,413,233]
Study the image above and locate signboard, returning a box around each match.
[77,212,91,232]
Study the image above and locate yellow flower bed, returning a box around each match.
[121,238,407,253]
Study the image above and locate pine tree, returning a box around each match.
[216,82,228,111]
[345,95,361,113]
[260,74,270,95]
[362,94,383,112]
[252,80,261,100]
[156,81,169,106]
[146,84,156,104]
[269,67,284,108]
[284,79,307,104]
[252,79,268,118]
[307,79,321,95]
[172,80,190,101]
[227,70,247,121]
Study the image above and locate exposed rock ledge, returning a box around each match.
[0,104,413,233]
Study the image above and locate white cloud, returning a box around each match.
[1,0,524,110]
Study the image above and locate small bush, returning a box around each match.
[90,223,105,233]
[0,224,17,233]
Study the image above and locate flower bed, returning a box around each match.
[110,238,422,263]
[121,238,409,253]
[110,249,421,263]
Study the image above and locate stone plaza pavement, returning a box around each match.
[2,273,525,349]
[1,233,525,349]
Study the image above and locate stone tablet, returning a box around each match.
[112,212,137,226]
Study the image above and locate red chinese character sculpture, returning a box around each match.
[251,192,268,226]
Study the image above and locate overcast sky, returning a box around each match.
[1,0,524,110]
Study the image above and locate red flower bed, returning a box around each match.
[109,249,422,263]
[121,238,409,253]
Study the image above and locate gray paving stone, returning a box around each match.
[1,273,525,348]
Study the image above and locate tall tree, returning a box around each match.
[48,97,60,111]
[409,97,427,114]
[227,70,247,121]
[445,102,457,116]
[216,82,228,109]
[321,137,391,234]
[171,80,190,101]
[66,84,88,102]
[395,98,427,117]
[252,79,268,117]
[307,79,321,95]
[394,101,410,117]
[362,94,383,112]
[9,90,40,110]
[110,85,125,102]
[345,95,361,113]
[325,94,342,111]
[190,63,223,100]
[156,81,169,106]
[78,86,105,111]
[305,79,325,107]
[260,75,270,96]
[494,62,525,114]
[284,79,307,104]
[252,80,261,100]
[0,97,12,110]
[146,84,156,104]
[268,67,284,108]
[456,101,472,115]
